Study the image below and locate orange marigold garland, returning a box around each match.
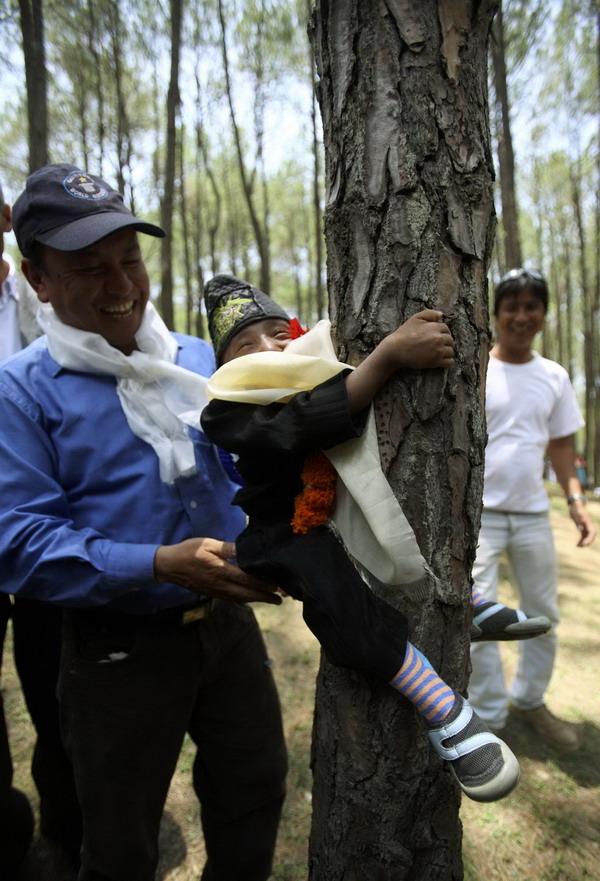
[287,317,338,534]
[291,452,337,534]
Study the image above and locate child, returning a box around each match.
[200,274,542,803]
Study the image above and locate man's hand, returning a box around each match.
[569,502,597,548]
[153,538,282,605]
[383,309,455,370]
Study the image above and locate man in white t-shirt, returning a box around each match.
[469,269,596,751]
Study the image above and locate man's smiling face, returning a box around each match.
[494,287,546,356]
[26,228,150,355]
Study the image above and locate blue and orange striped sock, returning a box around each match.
[389,643,456,726]
[472,585,494,610]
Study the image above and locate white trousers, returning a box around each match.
[469,510,560,728]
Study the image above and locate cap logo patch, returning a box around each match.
[63,171,109,201]
[212,295,257,347]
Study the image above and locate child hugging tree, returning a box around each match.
[200,274,549,804]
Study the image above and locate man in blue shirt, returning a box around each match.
[0,164,287,881]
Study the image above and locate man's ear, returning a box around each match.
[21,259,50,303]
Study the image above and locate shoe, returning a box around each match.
[471,603,551,642]
[510,704,580,751]
[428,695,520,802]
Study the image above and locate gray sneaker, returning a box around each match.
[428,695,520,802]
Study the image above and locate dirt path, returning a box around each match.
[4,494,599,880]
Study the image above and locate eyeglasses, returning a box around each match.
[498,268,546,286]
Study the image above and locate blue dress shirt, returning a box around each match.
[0,333,246,612]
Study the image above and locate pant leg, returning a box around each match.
[0,594,34,879]
[188,602,287,881]
[505,513,559,711]
[11,596,82,860]
[59,610,207,881]
[237,524,409,681]
[468,511,511,728]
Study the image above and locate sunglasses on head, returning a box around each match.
[498,268,546,285]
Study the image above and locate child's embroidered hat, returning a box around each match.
[204,274,290,361]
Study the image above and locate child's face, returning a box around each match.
[221,318,292,363]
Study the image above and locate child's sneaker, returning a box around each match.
[428,694,520,802]
[471,603,551,642]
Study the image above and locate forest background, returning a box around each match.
[0,0,598,486]
[0,2,599,878]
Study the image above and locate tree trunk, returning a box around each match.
[308,0,325,321]
[160,0,184,330]
[593,4,600,487]
[18,0,48,172]
[308,2,497,878]
[87,0,106,175]
[178,130,193,337]
[490,1,521,269]
[217,0,270,293]
[570,162,594,473]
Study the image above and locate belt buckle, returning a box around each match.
[182,600,214,625]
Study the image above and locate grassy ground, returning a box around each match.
[4,487,599,880]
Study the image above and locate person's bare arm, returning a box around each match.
[154,538,282,604]
[548,435,597,547]
[345,309,455,414]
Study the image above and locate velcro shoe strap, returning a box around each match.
[429,729,502,761]
[428,699,502,760]
[473,603,526,626]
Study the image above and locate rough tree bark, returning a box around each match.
[308,2,497,878]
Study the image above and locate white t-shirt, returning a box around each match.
[483,352,584,513]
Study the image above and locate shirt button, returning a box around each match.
[190,501,198,509]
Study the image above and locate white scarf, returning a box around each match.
[207,320,432,594]
[37,302,209,484]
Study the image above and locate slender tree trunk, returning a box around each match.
[570,163,594,471]
[594,4,600,487]
[160,0,184,330]
[87,0,105,175]
[562,240,574,381]
[217,0,270,293]
[490,1,521,269]
[547,227,561,367]
[308,2,497,877]
[308,0,325,320]
[18,0,48,172]
[178,131,193,337]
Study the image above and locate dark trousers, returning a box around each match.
[237,523,409,681]
[58,600,287,881]
[1,594,81,874]
[11,596,82,860]
[0,595,34,880]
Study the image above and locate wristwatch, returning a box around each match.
[567,493,586,505]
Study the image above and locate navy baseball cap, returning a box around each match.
[12,163,165,257]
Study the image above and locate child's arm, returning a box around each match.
[345,309,454,414]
